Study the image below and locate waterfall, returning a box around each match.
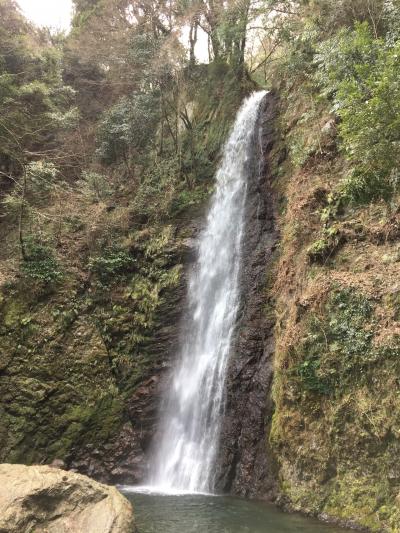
[149,91,266,494]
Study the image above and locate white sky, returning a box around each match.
[17,0,73,32]
[16,0,210,61]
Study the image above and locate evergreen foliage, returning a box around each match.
[21,238,63,284]
[88,247,133,282]
[262,0,400,203]
[316,22,400,202]
[295,289,374,395]
[96,92,160,165]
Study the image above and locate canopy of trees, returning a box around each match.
[0,0,400,275]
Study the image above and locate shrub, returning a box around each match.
[170,186,211,216]
[311,0,389,36]
[21,238,63,284]
[307,226,343,264]
[26,160,58,194]
[315,22,400,202]
[96,92,160,165]
[133,156,180,221]
[88,247,133,281]
[78,170,111,202]
[2,192,24,220]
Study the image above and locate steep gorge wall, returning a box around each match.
[270,92,400,531]
[67,218,201,484]
[0,223,194,484]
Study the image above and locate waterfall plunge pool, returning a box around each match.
[121,489,350,533]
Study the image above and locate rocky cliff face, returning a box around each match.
[0,213,202,486]
[269,84,400,530]
[67,220,202,485]
[103,91,283,496]
[215,92,280,499]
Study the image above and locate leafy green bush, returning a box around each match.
[307,225,343,264]
[26,160,58,193]
[170,186,211,216]
[96,92,160,165]
[316,22,400,202]
[78,170,111,202]
[88,247,133,281]
[2,192,24,220]
[21,238,63,284]
[133,155,180,221]
[310,0,389,36]
[4,160,60,226]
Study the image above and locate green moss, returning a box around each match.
[0,282,127,464]
[279,478,325,516]
[2,298,28,329]
[46,393,124,459]
[324,474,392,531]
[273,282,400,530]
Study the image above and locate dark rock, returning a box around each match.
[215,91,280,500]
[69,423,146,485]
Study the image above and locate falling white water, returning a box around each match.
[149,91,266,494]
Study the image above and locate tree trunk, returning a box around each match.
[18,167,27,261]
[189,20,198,64]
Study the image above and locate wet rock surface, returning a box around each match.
[68,423,145,485]
[0,463,135,533]
[67,231,199,485]
[215,91,280,499]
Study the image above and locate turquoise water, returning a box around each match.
[123,491,350,533]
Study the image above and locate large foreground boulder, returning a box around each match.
[0,464,136,533]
